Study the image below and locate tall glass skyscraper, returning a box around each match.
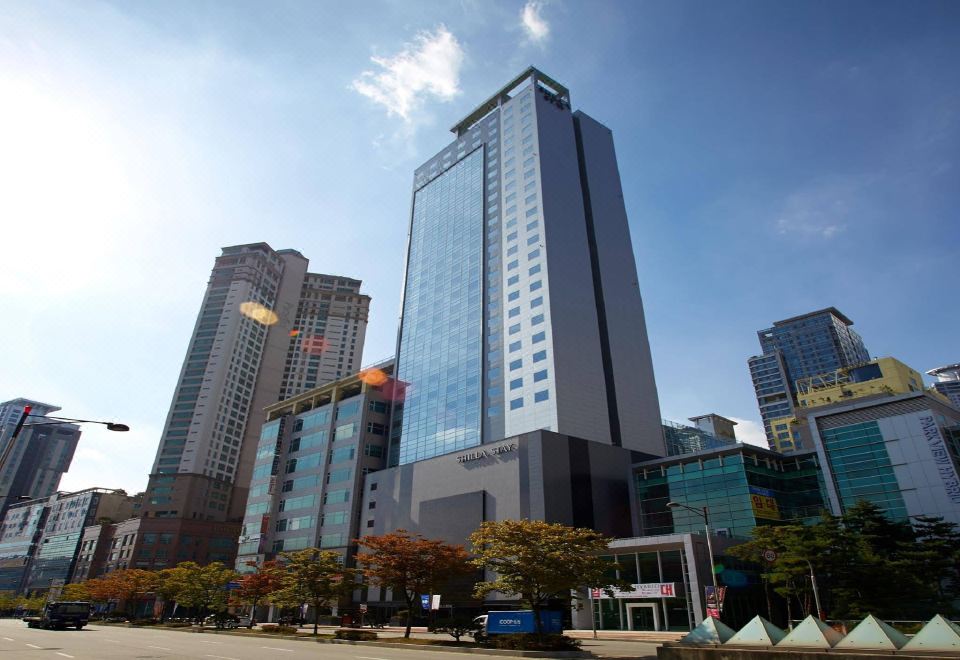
[748,307,870,447]
[393,68,664,465]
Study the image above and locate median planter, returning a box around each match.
[334,629,378,641]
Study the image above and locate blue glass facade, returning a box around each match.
[750,308,870,446]
[396,149,484,464]
[819,421,908,520]
[634,447,826,538]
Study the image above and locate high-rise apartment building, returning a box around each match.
[0,399,80,518]
[105,243,370,568]
[748,308,870,449]
[392,67,664,467]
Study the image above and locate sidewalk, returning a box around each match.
[273,624,673,657]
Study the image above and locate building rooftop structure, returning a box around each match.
[450,66,570,136]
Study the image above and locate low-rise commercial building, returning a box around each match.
[632,444,826,539]
[797,391,960,524]
[0,488,138,594]
[235,359,395,571]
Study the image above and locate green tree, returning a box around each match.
[165,562,237,622]
[270,548,356,635]
[469,520,630,639]
[356,530,473,638]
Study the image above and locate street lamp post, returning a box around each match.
[0,407,130,490]
[804,558,824,620]
[667,502,719,618]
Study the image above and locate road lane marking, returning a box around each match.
[198,640,223,644]
[204,655,240,660]
[147,645,173,651]
[26,643,41,648]
[356,657,393,660]
[2,637,13,641]
[261,647,294,652]
[56,653,75,658]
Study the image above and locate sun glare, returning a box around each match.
[0,75,134,295]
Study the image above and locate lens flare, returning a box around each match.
[358,368,389,387]
[239,301,278,326]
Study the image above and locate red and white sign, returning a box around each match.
[591,588,602,599]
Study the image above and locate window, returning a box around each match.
[366,422,385,435]
[510,378,523,390]
[330,445,355,463]
[528,248,540,259]
[529,280,542,291]
[533,369,548,382]
[334,422,356,441]
[531,314,544,325]
[508,290,519,302]
[527,234,540,246]
[507,275,519,286]
[508,307,520,318]
[531,296,543,308]
[509,359,522,371]
[510,398,524,410]
[533,350,547,362]
[525,206,538,217]
[507,260,519,271]
[534,390,550,403]
[509,341,522,352]
[509,323,521,335]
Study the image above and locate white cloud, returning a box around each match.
[772,175,879,240]
[351,26,464,121]
[727,417,768,448]
[521,1,550,43]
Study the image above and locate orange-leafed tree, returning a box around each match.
[356,530,472,638]
[104,569,159,617]
[232,560,281,627]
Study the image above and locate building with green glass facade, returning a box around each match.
[798,391,960,524]
[632,444,827,538]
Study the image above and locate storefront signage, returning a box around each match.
[456,443,517,464]
[919,414,960,504]
[601,582,676,599]
[749,486,780,520]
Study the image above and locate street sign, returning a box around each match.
[590,588,601,599]
[226,581,241,590]
[359,604,368,613]
[430,595,441,611]
[762,549,777,562]
[420,594,430,610]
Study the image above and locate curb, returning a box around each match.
[146,627,593,657]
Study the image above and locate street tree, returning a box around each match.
[469,519,630,638]
[356,530,472,638]
[232,560,281,627]
[166,561,238,622]
[271,548,356,635]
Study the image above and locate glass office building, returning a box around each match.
[393,67,665,465]
[748,308,870,448]
[633,445,827,538]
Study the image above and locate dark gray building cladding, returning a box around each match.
[361,430,636,546]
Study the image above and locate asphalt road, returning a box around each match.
[0,619,659,659]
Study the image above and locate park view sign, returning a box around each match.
[456,443,518,464]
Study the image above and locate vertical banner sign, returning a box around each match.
[919,414,960,504]
[420,594,431,610]
[431,595,441,611]
[704,586,727,618]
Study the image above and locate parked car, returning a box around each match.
[204,613,240,629]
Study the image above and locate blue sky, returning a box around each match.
[1,0,957,493]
